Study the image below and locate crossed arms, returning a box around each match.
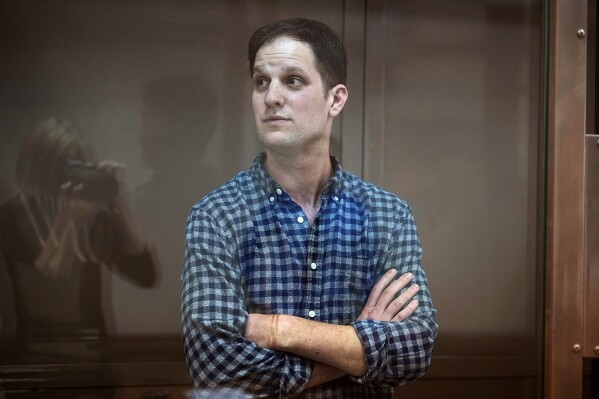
[244,269,420,386]
[181,205,437,397]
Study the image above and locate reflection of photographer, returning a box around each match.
[0,118,157,342]
[65,159,120,205]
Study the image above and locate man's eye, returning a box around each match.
[254,78,269,89]
[287,77,303,87]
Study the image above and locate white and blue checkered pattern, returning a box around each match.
[181,154,437,398]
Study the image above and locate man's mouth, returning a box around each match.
[264,116,290,123]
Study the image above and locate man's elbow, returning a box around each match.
[404,325,437,383]
[419,336,435,376]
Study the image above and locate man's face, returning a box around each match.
[252,36,333,153]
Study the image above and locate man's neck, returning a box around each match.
[264,148,333,223]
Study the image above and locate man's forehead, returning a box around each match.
[261,35,311,51]
[253,37,316,72]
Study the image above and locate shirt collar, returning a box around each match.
[250,152,345,199]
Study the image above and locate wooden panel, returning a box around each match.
[0,337,189,390]
[2,386,191,399]
[545,0,587,397]
[396,378,536,399]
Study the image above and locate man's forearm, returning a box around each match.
[273,315,367,377]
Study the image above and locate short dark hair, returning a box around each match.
[248,18,347,92]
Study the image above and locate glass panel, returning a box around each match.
[369,0,542,385]
[380,0,541,338]
[0,0,344,369]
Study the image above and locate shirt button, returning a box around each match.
[276,188,283,195]
[310,262,317,270]
[308,310,316,318]
[333,196,339,201]
[297,216,304,224]
[269,196,275,202]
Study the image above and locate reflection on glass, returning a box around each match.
[126,75,221,335]
[0,118,157,350]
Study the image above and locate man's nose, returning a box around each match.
[265,82,284,106]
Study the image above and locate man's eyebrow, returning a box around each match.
[252,65,307,75]
[282,65,306,74]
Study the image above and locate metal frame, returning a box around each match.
[545,0,588,397]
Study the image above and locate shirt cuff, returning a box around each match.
[279,354,313,396]
[350,319,389,386]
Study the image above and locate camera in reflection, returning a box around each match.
[65,160,119,204]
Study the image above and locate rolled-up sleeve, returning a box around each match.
[350,204,438,388]
[181,206,312,398]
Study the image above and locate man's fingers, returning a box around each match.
[357,269,399,320]
[358,271,417,321]
[376,272,414,310]
[363,268,398,308]
[383,283,419,319]
[392,300,419,322]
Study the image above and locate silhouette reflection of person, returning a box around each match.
[131,75,221,332]
[0,118,157,345]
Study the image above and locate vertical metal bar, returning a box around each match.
[363,0,386,185]
[545,0,587,397]
[537,1,551,397]
[341,0,367,177]
[587,0,597,134]
[584,135,599,358]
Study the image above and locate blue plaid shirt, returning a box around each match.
[181,154,437,398]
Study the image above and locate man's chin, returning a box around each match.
[257,131,297,148]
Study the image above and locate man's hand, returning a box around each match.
[357,269,419,321]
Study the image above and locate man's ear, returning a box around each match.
[328,84,348,118]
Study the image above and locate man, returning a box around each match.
[181,18,437,398]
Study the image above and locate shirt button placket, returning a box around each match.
[305,212,321,322]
